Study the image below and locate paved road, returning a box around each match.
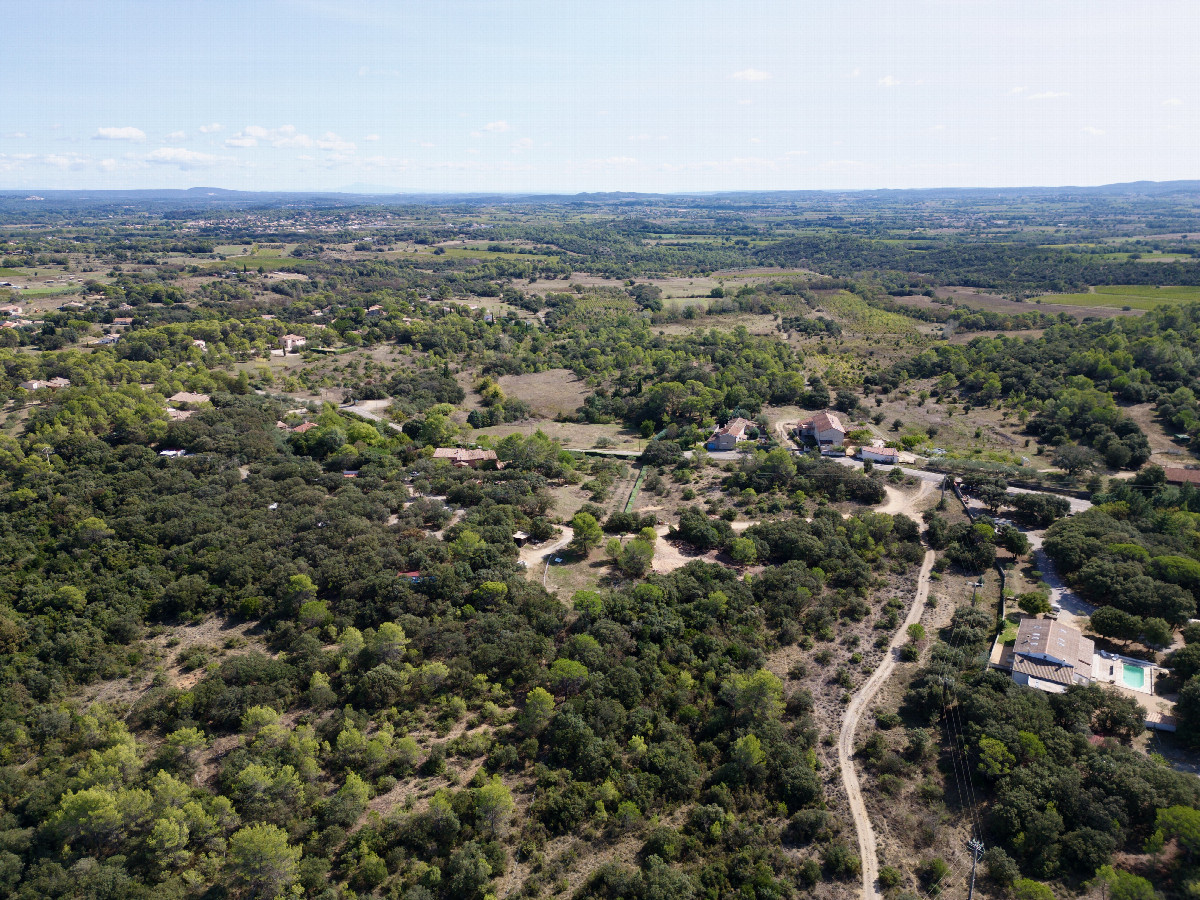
[563,447,745,462]
[839,548,936,900]
[831,455,1094,514]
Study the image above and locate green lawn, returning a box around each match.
[1093,252,1194,262]
[999,614,1021,644]
[425,247,557,262]
[18,286,77,297]
[200,257,319,272]
[1036,285,1200,310]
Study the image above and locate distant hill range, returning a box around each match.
[2,181,1200,215]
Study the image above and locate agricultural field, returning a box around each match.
[1034,284,1200,310]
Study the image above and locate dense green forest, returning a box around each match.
[0,188,1198,899]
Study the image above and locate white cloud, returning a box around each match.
[296,154,314,161]
[94,126,146,142]
[849,68,861,79]
[363,134,380,141]
[731,68,772,82]
[1083,126,1105,135]
[749,137,762,144]
[144,147,221,169]
[198,123,222,133]
[1163,97,1183,106]
[233,125,321,148]
[1010,86,1026,95]
[4,132,28,139]
[316,132,355,152]
[275,133,314,147]
[0,153,35,173]
[878,75,900,87]
[99,158,118,171]
[360,155,413,171]
[418,141,435,149]
[165,131,186,143]
[1028,91,1069,100]
[483,120,510,133]
[44,153,91,170]
[738,99,753,106]
[512,137,534,151]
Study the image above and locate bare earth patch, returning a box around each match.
[75,617,267,711]
[496,369,591,418]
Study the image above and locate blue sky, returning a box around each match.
[1,0,1196,192]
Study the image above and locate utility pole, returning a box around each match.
[967,838,985,900]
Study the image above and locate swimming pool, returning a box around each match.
[1122,664,1146,689]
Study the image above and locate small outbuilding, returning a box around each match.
[861,446,899,464]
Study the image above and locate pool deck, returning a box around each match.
[1092,650,1158,696]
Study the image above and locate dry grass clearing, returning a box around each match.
[473,418,638,451]
[497,369,591,418]
[75,617,268,711]
[1121,401,1197,465]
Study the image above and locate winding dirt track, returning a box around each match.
[838,474,935,900]
[838,548,935,900]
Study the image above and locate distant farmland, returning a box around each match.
[1036,285,1200,310]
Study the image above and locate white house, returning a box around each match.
[861,446,899,464]
[798,411,846,449]
[280,334,307,353]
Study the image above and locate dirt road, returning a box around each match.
[839,548,936,900]
[876,480,933,516]
[517,527,574,588]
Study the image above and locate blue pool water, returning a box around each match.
[1121,664,1146,689]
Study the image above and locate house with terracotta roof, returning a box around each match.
[291,421,318,434]
[861,445,899,464]
[705,417,755,451]
[1009,618,1094,693]
[432,447,499,468]
[798,411,846,449]
[1164,467,1200,486]
[169,391,210,406]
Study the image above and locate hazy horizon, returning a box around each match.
[2,0,1196,193]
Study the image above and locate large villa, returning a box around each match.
[994,617,1174,730]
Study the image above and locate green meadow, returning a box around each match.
[1037,285,1200,309]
